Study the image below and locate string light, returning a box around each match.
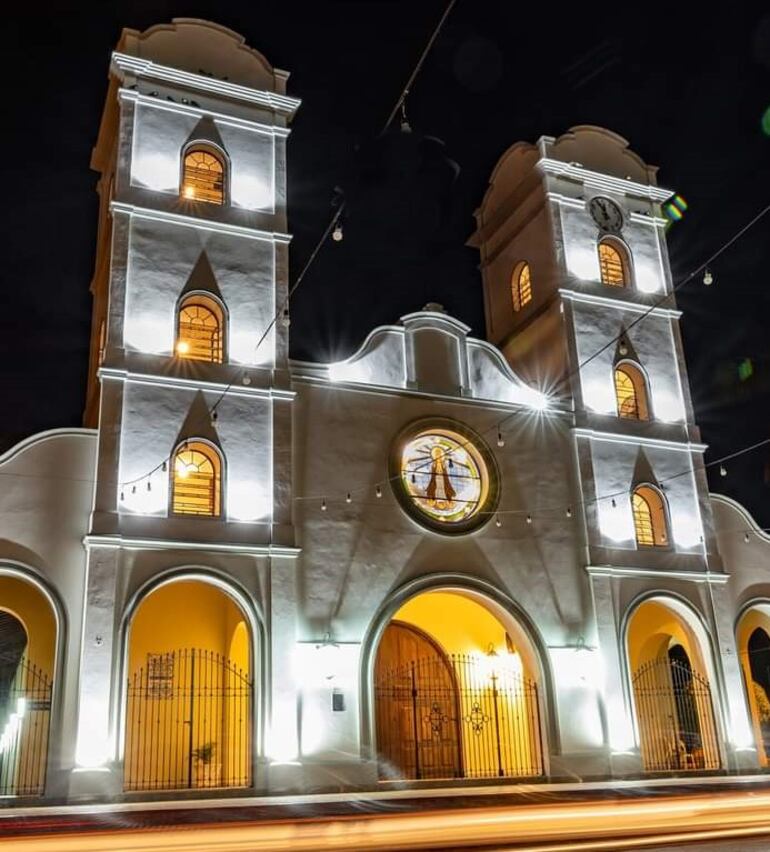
[744,532,751,543]
[526,514,532,525]
[566,507,572,518]
[321,498,327,512]
[161,461,167,473]
[332,222,343,242]
[720,465,727,477]
[495,516,502,528]
[131,485,137,495]
[346,493,352,504]
[146,481,151,492]
[619,339,628,356]
[611,498,617,508]
[242,375,251,386]
[375,485,382,498]
[703,268,713,286]
[497,428,505,448]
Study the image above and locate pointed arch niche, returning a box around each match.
[737,605,770,767]
[0,572,57,796]
[123,577,254,792]
[371,587,546,782]
[626,596,722,772]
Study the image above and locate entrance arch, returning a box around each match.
[626,596,722,771]
[736,604,770,766]
[372,587,545,781]
[0,573,56,797]
[123,577,254,792]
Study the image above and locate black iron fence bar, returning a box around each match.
[124,648,252,792]
[374,652,544,782]
[0,658,52,797]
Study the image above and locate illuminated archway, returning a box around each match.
[176,294,225,364]
[372,588,545,781]
[181,145,226,205]
[598,238,631,287]
[615,362,650,420]
[0,573,56,797]
[737,605,770,766]
[123,578,253,792]
[626,597,722,771]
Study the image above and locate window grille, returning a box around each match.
[177,296,224,363]
[598,242,627,286]
[512,263,532,312]
[632,486,668,547]
[172,442,221,517]
[615,364,649,420]
[182,149,225,205]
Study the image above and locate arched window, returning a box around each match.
[176,294,224,363]
[171,441,222,517]
[632,485,668,547]
[598,239,630,287]
[181,146,225,205]
[511,262,532,312]
[615,363,650,420]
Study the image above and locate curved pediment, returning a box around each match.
[314,309,547,410]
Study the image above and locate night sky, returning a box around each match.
[2,3,769,523]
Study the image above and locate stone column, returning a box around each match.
[69,545,121,798]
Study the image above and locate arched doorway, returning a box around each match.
[627,598,721,772]
[124,578,253,792]
[0,574,56,797]
[373,589,544,781]
[736,606,770,766]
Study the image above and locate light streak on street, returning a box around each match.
[3,788,770,851]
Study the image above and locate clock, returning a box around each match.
[589,196,623,232]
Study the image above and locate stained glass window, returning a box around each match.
[182,148,225,205]
[399,429,489,526]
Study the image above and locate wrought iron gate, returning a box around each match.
[125,648,252,791]
[0,659,52,797]
[375,654,543,780]
[632,658,721,771]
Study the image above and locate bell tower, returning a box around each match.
[469,126,745,759]
[74,19,301,790]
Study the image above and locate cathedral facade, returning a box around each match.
[1,18,769,803]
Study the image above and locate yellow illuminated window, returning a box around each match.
[615,364,649,420]
[632,486,667,547]
[176,295,224,363]
[182,147,225,205]
[598,241,628,287]
[512,262,532,312]
[172,441,221,517]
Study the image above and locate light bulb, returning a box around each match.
[147,481,151,492]
[495,516,502,528]
[719,464,727,477]
[744,532,751,543]
[346,493,352,504]
[703,269,713,286]
[526,514,532,525]
[176,340,190,355]
[611,498,617,508]
[242,374,251,386]
[177,463,190,479]
[497,429,505,448]
[332,223,343,242]
[619,341,628,356]
[161,461,167,472]
[183,186,195,199]
[375,485,382,498]
[321,498,327,512]
[566,507,572,518]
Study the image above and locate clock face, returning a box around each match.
[391,423,499,534]
[589,197,623,232]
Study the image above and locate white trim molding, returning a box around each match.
[112,52,301,117]
[99,367,296,401]
[538,158,673,202]
[119,88,291,137]
[559,288,682,318]
[110,201,292,243]
[572,427,707,453]
[83,534,301,558]
[586,565,730,584]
